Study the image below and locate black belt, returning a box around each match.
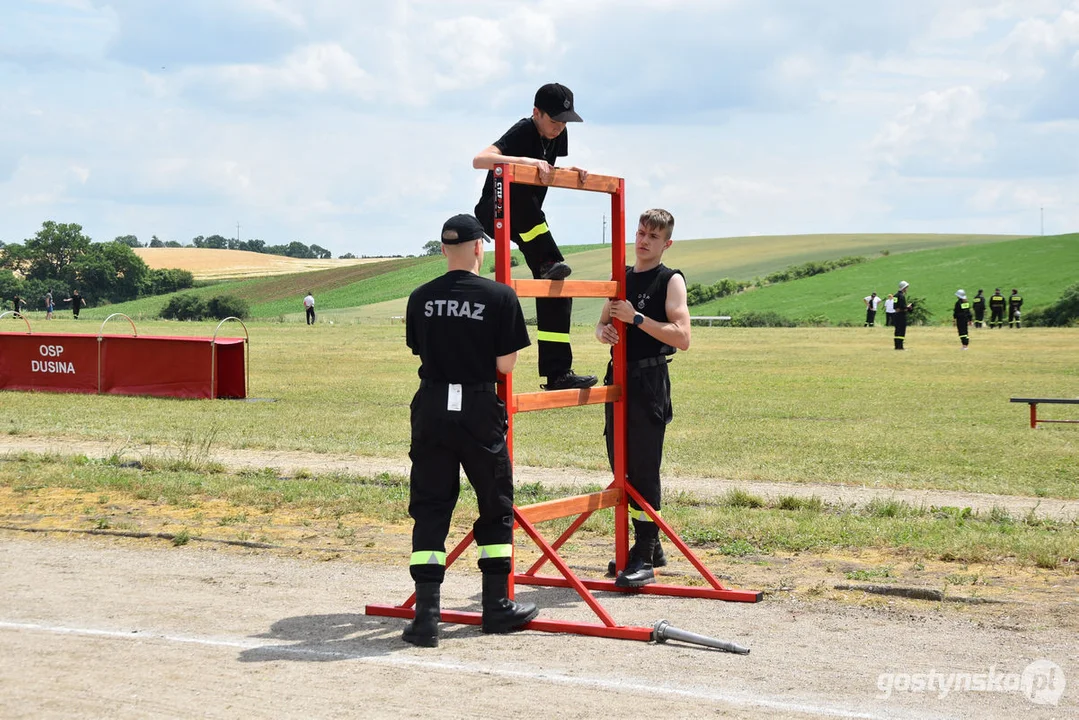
[628,356,671,370]
[420,379,498,393]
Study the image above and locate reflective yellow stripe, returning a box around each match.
[536,331,570,344]
[410,550,446,566]
[894,336,904,340]
[519,222,549,243]
[477,544,512,559]
[630,508,660,523]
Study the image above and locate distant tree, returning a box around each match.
[203,234,229,249]
[239,239,265,253]
[421,240,442,256]
[164,240,182,248]
[23,221,92,280]
[147,268,195,295]
[191,235,206,248]
[68,241,150,304]
[310,244,332,259]
[264,244,288,256]
[285,241,315,258]
[339,252,357,259]
[114,234,141,248]
[149,235,165,248]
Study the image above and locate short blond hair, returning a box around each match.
[639,208,674,240]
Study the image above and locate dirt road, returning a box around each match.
[1,531,1075,719]
[1,436,1076,718]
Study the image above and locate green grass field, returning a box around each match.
[693,233,1079,325]
[3,322,1075,499]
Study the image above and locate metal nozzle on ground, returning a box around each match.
[653,619,750,654]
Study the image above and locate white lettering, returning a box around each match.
[39,344,64,357]
[458,301,470,317]
[424,300,434,317]
[471,302,485,320]
[30,360,75,374]
[434,299,447,316]
[447,300,459,317]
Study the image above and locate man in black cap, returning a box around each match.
[971,289,986,328]
[473,83,597,391]
[989,288,1006,328]
[401,213,538,648]
[1008,288,1023,328]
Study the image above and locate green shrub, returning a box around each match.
[160,294,206,321]
[205,295,250,320]
[1024,282,1079,327]
[729,311,796,328]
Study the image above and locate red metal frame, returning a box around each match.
[366,163,761,641]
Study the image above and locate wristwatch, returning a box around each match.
[632,313,644,326]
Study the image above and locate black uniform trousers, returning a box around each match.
[516,229,573,378]
[893,313,908,350]
[957,318,969,346]
[990,306,1004,328]
[305,307,315,325]
[408,384,514,583]
[973,305,985,328]
[603,360,672,543]
[865,309,876,327]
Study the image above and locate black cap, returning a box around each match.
[441,214,490,245]
[534,83,583,122]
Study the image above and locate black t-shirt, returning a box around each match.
[622,264,684,361]
[406,270,530,384]
[474,118,568,235]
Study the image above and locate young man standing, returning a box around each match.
[953,290,972,350]
[595,209,691,587]
[402,214,537,647]
[303,291,315,325]
[864,292,881,327]
[1008,289,1023,328]
[989,288,1006,328]
[971,289,986,329]
[473,83,597,392]
[893,281,912,350]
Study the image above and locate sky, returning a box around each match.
[2,0,1078,258]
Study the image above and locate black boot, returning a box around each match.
[402,582,440,648]
[481,573,539,633]
[615,537,656,588]
[607,539,667,577]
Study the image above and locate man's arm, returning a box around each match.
[473,145,587,184]
[496,351,518,375]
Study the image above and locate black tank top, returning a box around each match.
[624,264,683,361]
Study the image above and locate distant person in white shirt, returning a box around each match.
[883,294,896,327]
[303,291,316,325]
[863,292,881,327]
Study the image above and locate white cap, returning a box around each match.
[955,289,966,299]
[898,281,909,290]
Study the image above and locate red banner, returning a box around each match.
[0,332,246,399]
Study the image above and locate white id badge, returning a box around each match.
[447,383,463,412]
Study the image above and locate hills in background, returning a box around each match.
[99,232,1077,326]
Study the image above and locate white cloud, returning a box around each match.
[872,86,991,172]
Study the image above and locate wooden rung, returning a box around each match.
[503,164,621,194]
[513,384,620,412]
[511,279,619,299]
[517,488,622,523]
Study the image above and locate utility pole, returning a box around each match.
[602,214,607,244]
[236,222,241,243]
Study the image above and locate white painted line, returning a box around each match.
[0,621,922,720]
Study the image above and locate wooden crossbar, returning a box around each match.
[511,279,619,299]
[513,385,620,412]
[517,489,622,524]
[507,164,621,194]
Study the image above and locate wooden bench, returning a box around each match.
[1010,397,1079,428]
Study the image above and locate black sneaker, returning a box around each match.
[541,370,598,391]
[538,261,572,280]
[607,542,667,577]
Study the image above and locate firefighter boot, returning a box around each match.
[402,582,441,648]
[481,573,539,633]
[615,536,657,588]
[607,540,667,577]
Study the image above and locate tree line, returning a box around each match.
[116,233,334,259]
[1,221,195,311]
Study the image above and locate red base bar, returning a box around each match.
[515,574,764,603]
[365,605,654,641]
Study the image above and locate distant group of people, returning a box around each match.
[9,290,84,320]
[863,284,1024,351]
